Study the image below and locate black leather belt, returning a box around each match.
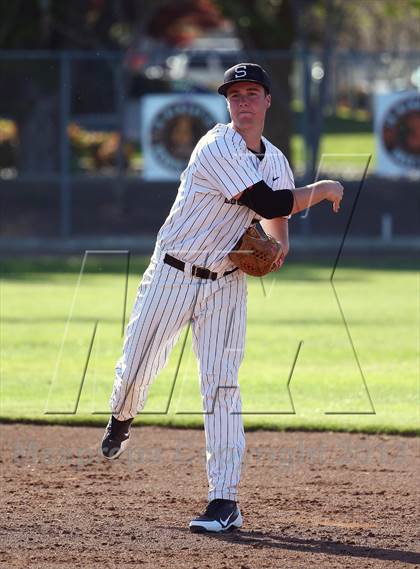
[164,254,237,281]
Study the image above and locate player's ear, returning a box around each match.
[266,94,271,109]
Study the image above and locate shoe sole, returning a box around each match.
[102,437,130,461]
[189,512,243,533]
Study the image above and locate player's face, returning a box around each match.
[226,82,271,129]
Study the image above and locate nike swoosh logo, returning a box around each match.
[273,176,280,181]
[220,511,236,528]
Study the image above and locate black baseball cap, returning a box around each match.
[218,63,271,97]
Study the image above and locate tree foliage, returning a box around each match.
[214,0,295,50]
[0,0,225,50]
[1,0,418,172]
[302,0,420,52]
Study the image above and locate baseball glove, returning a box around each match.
[228,223,284,277]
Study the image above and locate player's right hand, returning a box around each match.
[320,180,344,213]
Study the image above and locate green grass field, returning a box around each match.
[1,256,418,435]
[292,110,375,171]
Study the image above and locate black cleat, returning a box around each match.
[189,499,243,533]
[101,416,133,460]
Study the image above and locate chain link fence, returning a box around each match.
[0,48,419,241]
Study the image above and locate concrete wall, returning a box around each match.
[1,176,418,241]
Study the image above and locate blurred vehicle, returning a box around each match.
[125,48,243,96]
[123,48,243,141]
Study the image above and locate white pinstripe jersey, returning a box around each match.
[153,123,295,273]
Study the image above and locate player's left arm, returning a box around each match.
[260,217,289,257]
[260,217,289,256]
[260,216,289,271]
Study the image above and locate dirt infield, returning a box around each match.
[0,425,419,569]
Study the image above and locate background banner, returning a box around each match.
[141,94,228,181]
[374,90,420,177]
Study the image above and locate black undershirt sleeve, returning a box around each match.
[237,180,294,218]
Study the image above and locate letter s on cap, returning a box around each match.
[234,65,247,79]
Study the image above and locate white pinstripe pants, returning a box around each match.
[110,257,247,501]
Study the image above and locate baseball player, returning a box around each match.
[101,63,343,533]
